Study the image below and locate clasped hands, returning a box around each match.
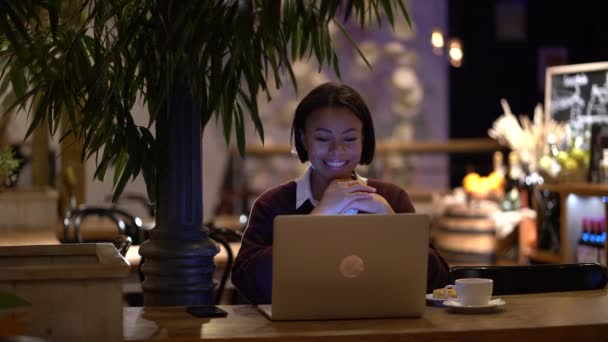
[311,179,394,215]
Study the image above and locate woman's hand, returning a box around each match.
[311,179,376,215]
[345,193,395,214]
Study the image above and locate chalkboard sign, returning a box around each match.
[545,61,608,182]
[545,61,608,127]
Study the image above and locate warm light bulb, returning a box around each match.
[431,27,444,55]
[448,38,463,67]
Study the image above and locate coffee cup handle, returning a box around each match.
[443,284,456,300]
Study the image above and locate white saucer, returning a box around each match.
[425,294,456,306]
[443,298,506,313]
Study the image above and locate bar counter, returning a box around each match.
[125,289,608,341]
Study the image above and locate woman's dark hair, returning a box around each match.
[290,82,375,164]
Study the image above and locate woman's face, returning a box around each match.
[302,106,363,181]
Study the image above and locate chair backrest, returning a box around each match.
[208,223,243,305]
[449,263,608,295]
[105,193,155,218]
[62,205,143,256]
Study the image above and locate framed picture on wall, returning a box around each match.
[545,61,608,127]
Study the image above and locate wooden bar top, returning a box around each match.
[125,289,608,341]
[239,138,502,156]
[0,229,239,270]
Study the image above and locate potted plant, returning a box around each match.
[0,147,19,188]
[0,0,411,306]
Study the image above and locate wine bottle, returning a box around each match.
[493,151,505,177]
[501,152,522,211]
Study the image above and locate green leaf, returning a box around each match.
[332,51,341,79]
[371,1,382,27]
[299,25,310,59]
[25,91,48,140]
[125,120,141,179]
[93,153,112,181]
[48,1,59,37]
[8,63,25,99]
[141,153,156,205]
[221,99,233,146]
[139,126,155,145]
[394,0,412,28]
[291,21,301,60]
[112,160,133,203]
[380,0,394,25]
[333,19,371,70]
[2,3,32,46]
[0,291,30,309]
[239,64,264,142]
[234,103,245,156]
[311,26,323,71]
[113,148,127,186]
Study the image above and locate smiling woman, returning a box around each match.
[231,82,450,304]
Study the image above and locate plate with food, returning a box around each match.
[426,287,457,306]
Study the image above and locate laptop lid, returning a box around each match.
[263,213,429,321]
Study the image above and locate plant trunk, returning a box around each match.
[32,122,49,190]
[138,82,218,306]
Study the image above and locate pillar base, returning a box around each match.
[139,229,219,306]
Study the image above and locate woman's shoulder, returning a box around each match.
[366,178,415,213]
[253,181,297,208]
[366,178,407,194]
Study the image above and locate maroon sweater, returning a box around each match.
[231,179,450,304]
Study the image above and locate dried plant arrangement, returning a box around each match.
[488,99,567,173]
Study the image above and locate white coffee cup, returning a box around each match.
[444,278,493,306]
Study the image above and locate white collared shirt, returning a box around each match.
[294,165,368,215]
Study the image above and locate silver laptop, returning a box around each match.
[258,213,429,321]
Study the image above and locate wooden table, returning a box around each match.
[125,289,608,341]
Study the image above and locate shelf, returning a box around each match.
[523,248,563,264]
[238,138,502,156]
[537,183,608,197]
[376,139,502,154]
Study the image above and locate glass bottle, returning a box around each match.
[600,149,608,184]
[493,151,505,177]
[501,152,521,211]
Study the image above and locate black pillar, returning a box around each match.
[139,82,218,306]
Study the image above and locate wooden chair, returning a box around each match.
[449,263,608,295]
[207,222,243,304]
[62,206,143,256]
